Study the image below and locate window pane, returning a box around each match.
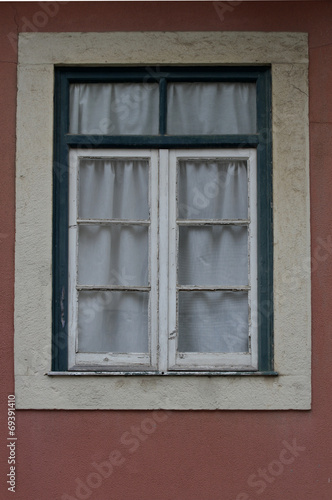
[78,291,149,353]
[178,226,248,286]
[178,291,248,353]
[79,158,149,220]
[178,159,248,220]
[78,225,149,286]
[70,83,159,135]
[167,83,256,135]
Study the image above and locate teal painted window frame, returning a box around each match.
[52,66,273,373]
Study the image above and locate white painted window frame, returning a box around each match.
[167,149,258,372]
[68,149,159,371]
[69,148,257,373]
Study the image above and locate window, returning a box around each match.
[53,67,272,373]
[15,32,310,409]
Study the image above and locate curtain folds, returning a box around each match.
[70,83,159,135]
[70,82,256,135]
[77,158,150,354]
[177,158,249,353]
[168,82,256,135]
[76,155,249,355]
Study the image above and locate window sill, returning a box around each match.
[47,371,278,376]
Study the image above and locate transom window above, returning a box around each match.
[69,79,257,136]
[53,66,273,374]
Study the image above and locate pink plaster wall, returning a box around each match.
[1,2,332,499]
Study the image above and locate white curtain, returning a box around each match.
[70,83,159,135]
[77,158,150,354]
[79,158,149,220]
[78,225,148,287]
[178,291,248,353]
[178,159,248,219]
[168,83,256,135]
[78,291,149,353]
[70,82,255,135]
[178,225,248,286]
[76,156,249,355]
[177,158,249,353]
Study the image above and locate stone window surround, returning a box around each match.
[14,31,310,409]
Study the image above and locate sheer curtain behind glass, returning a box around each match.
[77,158,150,354]
[168,83,256,135]
[69,82,256,136]
[177,159,249,353]
[70,83,159,135]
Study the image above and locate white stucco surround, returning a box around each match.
[15,32,310,409]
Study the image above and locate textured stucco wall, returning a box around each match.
[1,1,332,499]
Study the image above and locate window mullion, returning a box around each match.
[158,149,171,372]
[167,150,178,370]
[159,78,167,135]
[149,151,159,370]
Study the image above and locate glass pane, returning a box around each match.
[78,225,149,286]
[79,158,149,220]
[178,159,248,220]
[178,291,248,353]
[178,225,248,286]
[167,82,256,135]
[78,291,149,353]
[70,83,159,135]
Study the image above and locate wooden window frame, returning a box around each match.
[68,149,159,371]
[167,148,258,372]
[53,66,274,374]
